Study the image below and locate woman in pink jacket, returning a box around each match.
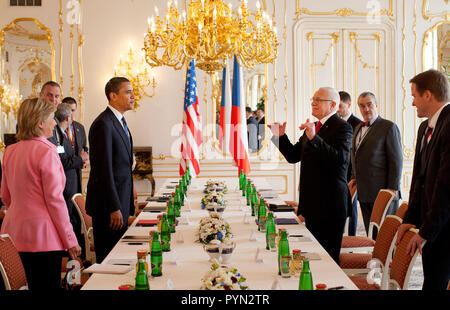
[1,98,81,290]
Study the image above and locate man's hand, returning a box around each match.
[299,119,316,140]
[80,149,89,167]
[110,210,124,230]
[298,214,305,223]
[68,245,82,260]
[407,233,425,256]
[268,122,287,137]
[395,223,416,246]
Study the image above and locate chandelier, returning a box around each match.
[114,44,157,111]
[0,80,22,117]
[143,0,278,73]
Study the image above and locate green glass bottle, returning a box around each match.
[278,230,290,276]
[258,198,267,231]
[298,259,314,290]
[160,213,171,252]
[252,186,259,215]
[242,174,247,196]
[182,176,187,195]
[150,231,163,277]
[186,167,191,185]
[250,186,257,216]
[265,212,276,251]
[177,184,185,207]
[167,200,176,233]
[246,180,252,206]
[135,258,150,290]
[239,169,244,190]
[173,189,181,217]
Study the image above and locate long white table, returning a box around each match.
[81,178,358,290]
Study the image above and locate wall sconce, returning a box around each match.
[114,43,157,111]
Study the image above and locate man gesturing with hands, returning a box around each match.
[269,87,353,264]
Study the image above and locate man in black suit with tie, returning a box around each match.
[62,97,88,193]
[338,91,362,236]
[396,69,450,290]
[246,107,258,153]
[55,103,88,258]
[257,107,266,151]
[351,92,403,237]
[86,77,135,263]
[269,87,353,263]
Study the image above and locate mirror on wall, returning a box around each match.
[423,21,450,80]
[0,18,55,137]
[211,63,269,155]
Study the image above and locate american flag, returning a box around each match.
[180,59,202,177]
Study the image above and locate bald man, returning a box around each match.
[269,87,353,264]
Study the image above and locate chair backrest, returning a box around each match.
[395,201,408,219]
[0,234,28,290]
[372,215,403,265]
[72,193,91,229]
[71,193,96,263]
[369,189,396,238]
[348,179,357,203]
[388,228,423,290]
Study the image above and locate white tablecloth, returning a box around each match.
[81,178,358,290]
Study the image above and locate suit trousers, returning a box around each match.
[422,224,450,290]
[92,216,127,264]
[306,218,346,264]
[19,251,65,290]
[347,194,358,236]
[359,199,399,239]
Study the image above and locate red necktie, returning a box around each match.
[425,126,433,139]
[315,121,322,134]
[362,121,370,127]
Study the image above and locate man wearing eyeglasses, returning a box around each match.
[350,92,403,238]
[269,87,353,264]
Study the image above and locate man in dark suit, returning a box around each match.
[86,77,135,263]
[257,107,266,151]
[338,91,362,236]
[396,69,450,290]
[351,92,403,237]
[62,97,88,193]
[54,103,88,258]
[269,87,353,263]
[246,107,258,153]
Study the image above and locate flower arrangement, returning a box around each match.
[200,259,248,290]
[201,191,226,209]
[198,212,232,244]
[204,180,228,194]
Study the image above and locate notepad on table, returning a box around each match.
[83,263,133,274]
[136,219,158,227]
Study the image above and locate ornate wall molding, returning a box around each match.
[422,0,450,21]
[295,0,394,20]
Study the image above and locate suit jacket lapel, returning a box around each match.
[106,108,132,159]
[356,116,382,151]
[423,105,450,163]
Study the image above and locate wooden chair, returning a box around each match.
[341,215,402,289]
[0,234,28,290]
[387,228,424,290]
[344,179,358,236]
[348,228,423,290]
[71,194,96,264]
[341,189,396,253]
[395,201,408,220]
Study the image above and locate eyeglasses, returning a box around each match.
[310,97,333,103]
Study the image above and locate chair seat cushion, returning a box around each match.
[339,253,373,269]
[341,236,375,248]
[349,275,381,290]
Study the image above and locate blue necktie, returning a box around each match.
[121,116,131,143]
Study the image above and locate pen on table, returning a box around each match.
[124,242,144,245]
[327,286,345,290]
[289,234,304,237]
